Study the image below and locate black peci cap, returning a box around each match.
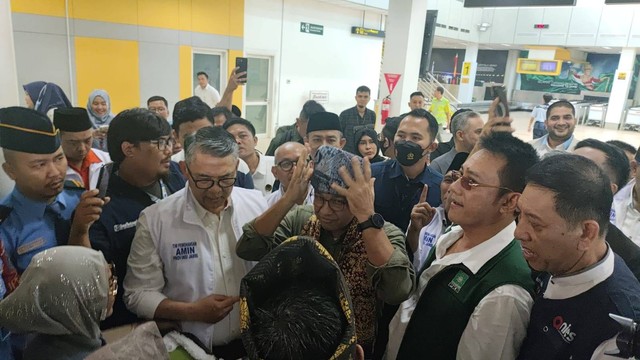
[306,111,341,135]
[0,107,61,154]
[54,107,94,132]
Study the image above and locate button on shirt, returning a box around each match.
[371,159,442,233]
[194,84,221,108]
[387,222,533,360]
[0,188,81,272]
[251,154,276,196]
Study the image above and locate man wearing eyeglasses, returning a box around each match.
[124,126,267,359]
[236,145,415,358]
[88,108,186,331]
[387,132,539,360]
[266,142,313,207]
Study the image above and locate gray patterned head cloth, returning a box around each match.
[0,246,109,339]
[311,145,362,196]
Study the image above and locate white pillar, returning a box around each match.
[457,44,478,103]
[0,0,17,198]
[605,48,636,125]
[379,0,428,118]
[0,0,19,107]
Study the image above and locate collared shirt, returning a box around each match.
[250,154,276,196]
[371,159,442,233]
[410,206,446,272]
[429,97,450,126]
[0,188,81,272]
[387,222,533,360]
[265,184,314,208]
[611,180,640,246]
[339,106,376,154]
[529,134,579,158]
[194,84,221,108]
[67,149,104,189]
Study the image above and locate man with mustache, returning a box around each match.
[0,107,106,273]
[529,100,580,157]
[89,108,186,330]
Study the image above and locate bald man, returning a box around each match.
[265,142,314,207]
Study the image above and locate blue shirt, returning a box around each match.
[371,159,443,233]
[0,254,14,360]
[0,188,81,272]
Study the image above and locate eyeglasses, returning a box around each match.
[275,158,297,172]
[185,164,236,189]
[108,262,118,297]
[145,137,175,151]
[314,195,348,212]
[451,170,514,193]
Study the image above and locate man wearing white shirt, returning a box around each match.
[515,154,640,360]
[387,132,539,360]
[529,100,580,158]
[266,142,314,207]
[194,71,221,108]
[224,118,275,196]
[124,126,267,358]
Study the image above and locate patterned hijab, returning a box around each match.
[23,81,72,115]
[240,236,357,360]
[86,89,115,126]
[0,246,109,340]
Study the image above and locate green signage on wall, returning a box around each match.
[300,22,324,35]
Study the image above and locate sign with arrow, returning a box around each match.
[300,22,324,35]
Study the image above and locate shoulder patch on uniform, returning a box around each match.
[0,205,12,224]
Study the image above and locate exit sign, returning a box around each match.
[300,22,324,35]
[534,24,549,29]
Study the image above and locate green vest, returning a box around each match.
[396,239,534,360]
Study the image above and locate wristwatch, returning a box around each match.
[357,213,385,231]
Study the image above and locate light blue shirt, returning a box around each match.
[0,256,13,360]
[0,188,81,272]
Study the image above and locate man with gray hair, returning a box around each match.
[124,126,267,358]
[429,111,483,175]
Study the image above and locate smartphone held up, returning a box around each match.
[235,57,248,84]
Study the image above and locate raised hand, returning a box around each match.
[282,148,313,205]
[484,98,515,136]
[409,185,436,232]
[331,156,375,223]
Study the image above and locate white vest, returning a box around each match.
[65,149,111,189]
[142,186,267,347]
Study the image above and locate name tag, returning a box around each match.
[17,237,46,255]
[448,271,469,293]
[172,241,199,261]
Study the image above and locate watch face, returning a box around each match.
[372,213,385,228]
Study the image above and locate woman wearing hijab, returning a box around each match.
[354,127,385,163]
[23,81,72,121]
[87,90,115,151]
[0,246,116,360]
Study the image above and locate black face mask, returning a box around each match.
[395,140,426,166]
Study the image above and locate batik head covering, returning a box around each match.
[0,246,109,340]
[23,81,72,115]
[86,89,115,126]
[311,145,362,195]
[240,236,357,360]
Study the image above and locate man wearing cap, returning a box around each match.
[266,100,325,156]
[54,107,111,190]
[89,108,186,330]
[304,111,346,156]
[240,236,364,360]
[371,109,443,233]
[0,107,107,272]
[124,126,267,358]
[237,145,415,357]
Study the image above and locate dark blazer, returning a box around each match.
[607,223,640,281]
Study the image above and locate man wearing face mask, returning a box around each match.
[371,109,443,233]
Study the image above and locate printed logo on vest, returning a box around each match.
[448,270,469,293]
[552,316,576,343]
[172,242,199,261]
[421,232,436,247]
[610,208,616,222]
[114,221,136,232]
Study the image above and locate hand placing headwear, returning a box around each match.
[240,236,358,360]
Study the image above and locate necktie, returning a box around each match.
[46,203,71,246]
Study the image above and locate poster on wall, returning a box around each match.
[519,53,619,95]
[430,49,508,86]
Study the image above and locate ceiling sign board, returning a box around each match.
[605,0,640,3]
[300,22,324,36]
[351,27,385,38]
[464,0,575,7]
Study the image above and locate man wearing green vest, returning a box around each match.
[386,131,539,360]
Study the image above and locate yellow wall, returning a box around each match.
[75,37,140,113]
[179,46,193,100]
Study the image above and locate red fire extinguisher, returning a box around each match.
[381,96,391,125]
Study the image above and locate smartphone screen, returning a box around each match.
[235,57,248,82]
[491,86,509,118]
[96,162,114,199]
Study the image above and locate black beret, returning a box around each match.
[54,107,93,132]
[306,111,341,135]
[0,107,60,154]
